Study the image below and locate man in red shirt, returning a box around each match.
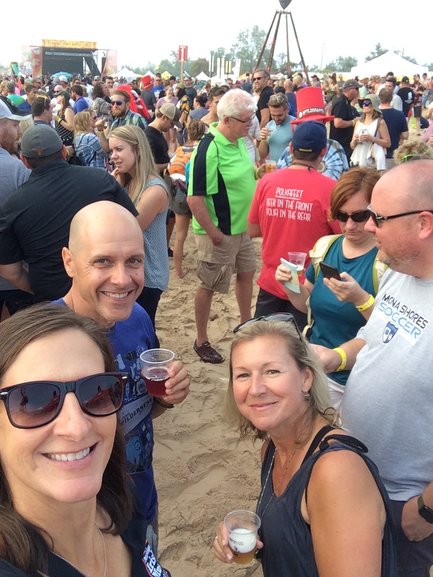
[248,121,339,328]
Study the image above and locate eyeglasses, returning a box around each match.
[367,204,433,227]
[230,114,255,124]
[0,372,127,429]
[253,77,265,81]
[361,101,372,106]
[401,154,424,163]
[233,312,301,337]
[110,100,126,106]
[336,209,371,223]
[54,91,60,95]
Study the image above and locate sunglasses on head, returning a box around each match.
[111,100,125,106]
[0,372,127,429]
[336,209,371,223]
[233,312,302,337]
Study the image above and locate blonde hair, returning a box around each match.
[109,125,157,204]
[73,109,93,133]
[226,320,336,441]
[393,139,433,164]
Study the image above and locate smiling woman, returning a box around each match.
[213,318,397,577]
[0,303,171,577]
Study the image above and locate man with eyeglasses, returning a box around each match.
[329,79,362,161]
[252,69,274,128]
[187,88,257,363]
[314,160,433,577]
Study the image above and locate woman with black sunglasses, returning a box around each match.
[0,303,170,577]
[213,317,396,577]
[350,99,390,170]
[275,168,387,409]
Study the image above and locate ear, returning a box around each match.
[419,211,433,240]
[302,367,314,392]
[62,247,74,278]
[20,154,31,168]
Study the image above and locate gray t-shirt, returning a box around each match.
[341,269,433,500]
[0,148,31,291]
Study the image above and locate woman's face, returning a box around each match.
[56,94,65,106]
[0,328,116,512]
[231,334,312,437]
[336,189,373,244]
[109,136,136,176]
[166,87,174,98]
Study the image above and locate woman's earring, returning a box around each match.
[303,391,311,401]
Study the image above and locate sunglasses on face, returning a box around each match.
[233,312,302,337]
[0,372,127,429]
[336,209,371,223]
[361,101,372,107]
[253,76,264,81]
[111,100,126,106]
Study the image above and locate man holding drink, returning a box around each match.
[56,201,190,544]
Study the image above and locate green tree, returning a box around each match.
[323,56,357,72]
[231,26,269,73]
[393,50,418,65]
[365,43,387,62]
[190,58,209,77]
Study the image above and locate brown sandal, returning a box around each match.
[193,340,224,364]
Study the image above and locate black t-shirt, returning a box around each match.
[381,108,408,158]
[141,89,156,112]
[257,86,274,124]
[397,87,414,117]
[0,160,137,301]
[144,125,169,165]
[329,95,357,157]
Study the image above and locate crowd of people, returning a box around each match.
[0,65,433,577]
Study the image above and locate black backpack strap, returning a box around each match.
[301,424,335,464]
[318,434,368,454]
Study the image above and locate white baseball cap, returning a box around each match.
[0,97,31,121]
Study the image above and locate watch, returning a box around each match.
[417,495,433,523]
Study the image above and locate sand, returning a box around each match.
[154,232,264,577]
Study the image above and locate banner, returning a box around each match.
[42,39,97,50]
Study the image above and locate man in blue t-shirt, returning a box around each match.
[56,201,190,535]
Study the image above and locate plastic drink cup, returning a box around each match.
[224,510,261,565]
[264,159,277,173]
[287,251,307,272]
[140,348,175,396]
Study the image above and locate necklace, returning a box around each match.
[54,523,107,577]
[257,444,298,519]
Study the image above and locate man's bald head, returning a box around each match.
[62,201,144,327]
[69,201,142,253]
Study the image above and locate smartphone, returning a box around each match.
[319,262,341,281]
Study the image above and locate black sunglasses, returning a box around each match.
[253,76,264,81]
[110,100,125,106]
[233,312,301,337]
[0,372,127,429]
[367,204,433,227]
[336,209,371,223]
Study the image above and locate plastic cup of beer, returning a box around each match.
[224,510,261,565]
[264,159,277,173]
[140,348,175,396]
[287,251,307,272]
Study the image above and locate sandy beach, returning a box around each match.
[154,232,264,577]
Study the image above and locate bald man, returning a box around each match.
[56,201,190,542]
[313,161,433,576]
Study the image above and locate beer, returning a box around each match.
[143,367,169,396]
[228,527,257,565]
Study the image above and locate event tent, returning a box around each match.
[116,67,141,80]
[351,51,428,79]
[196,71,210,81]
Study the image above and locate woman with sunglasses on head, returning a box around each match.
[109,125,169,331]
[275,168,387,409]
[0,303,170,577]
[214,316,396,577]
[350,99,390,171]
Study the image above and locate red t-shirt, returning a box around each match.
[249,167,339,300]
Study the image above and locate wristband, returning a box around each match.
[154,397,174,409]
[356,294,375,312]
[333,347,347,372]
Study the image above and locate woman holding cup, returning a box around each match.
[0,303,170,577]
[213,315,396,577]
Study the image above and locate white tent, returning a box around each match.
[196,71,210,81]
[116,67,140,81]
[351,51,428,79]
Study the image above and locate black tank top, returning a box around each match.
[256,427,397,577]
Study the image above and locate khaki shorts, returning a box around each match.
[195,233,256,293]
